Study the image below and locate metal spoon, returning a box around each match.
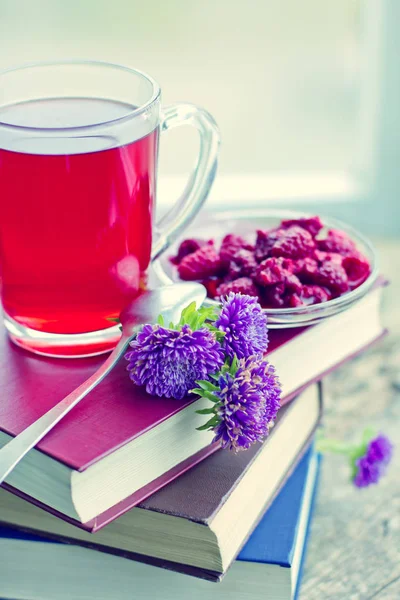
[0,282,207,485]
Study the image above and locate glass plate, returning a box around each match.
[152,208,378,328]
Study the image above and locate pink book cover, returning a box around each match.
[0,322,312,471]
[0,279,387,528]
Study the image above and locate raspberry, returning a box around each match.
[256,257,290,286]
[287,293,304,308]
[256,257,302,294]
[216,277,259,297]
[254,229,280,262]
[174,217,368,306]
[284,273,302,294]
[317,229,357,256]
[291,257,319,279]
[270,226,316,259]
[227,248,258,279]
[286,285,331,308]
[309,261,349,296]
[314,250,343,265]
[301,285,332,305]
[219,234,253,264]
[254,228,314,262]
[201,277,223,299]
[170,238,211,265]
[281,216,323,237]
[261,283,286,308]
[342,254,370,288]
[178,245,222,281]
[277,257,299,272]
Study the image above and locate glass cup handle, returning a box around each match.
[151,103,220,262]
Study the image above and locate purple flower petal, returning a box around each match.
[125,324,224,400]
[366,435,393,465]
[213,356,281,452]
[353,434,393,488]
[215,293,268,359]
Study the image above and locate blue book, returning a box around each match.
[0,447,320,600]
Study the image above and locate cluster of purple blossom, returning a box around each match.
[353,434,393,487]
[317,429,393,488]
[125,292,280,452]
[124,291,393,483]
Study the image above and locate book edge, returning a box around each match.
[280,328,387,407]
[0,400,321,583]
[1,442,220,532]
[292,453,322,600]
[215,385,322,582]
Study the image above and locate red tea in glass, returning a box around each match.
[0,62,219,356]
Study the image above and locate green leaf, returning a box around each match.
[106,317,120,323]
[191,388,220,402]
[207,324,224,334]
[195,379,219,392]
[172,301,221,332]
[196,415,220,431]
[196,407,217,415]
[197,305,218,323]
[199,305,217,317]
[157,314,165,326]
[220,359,231,373]
[177,302,197,327]
[229,355,239,375]
[186,312,200,330]
[206,325,225,342]
[196,422,214,431]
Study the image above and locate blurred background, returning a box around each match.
[0,0,399,234]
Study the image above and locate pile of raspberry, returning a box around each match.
[170,216,371,308]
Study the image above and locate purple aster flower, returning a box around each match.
[215,292,269,359]
[212,356,281,452]
[125,324,224,400]
[353,434,393,488]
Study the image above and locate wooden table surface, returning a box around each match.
[300,240,400,600]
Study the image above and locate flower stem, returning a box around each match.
[316,438,355,455]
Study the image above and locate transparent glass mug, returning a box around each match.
[0,61,219,357]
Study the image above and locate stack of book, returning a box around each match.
[0,281,386,600]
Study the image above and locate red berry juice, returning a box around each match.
[0,98,158,334]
